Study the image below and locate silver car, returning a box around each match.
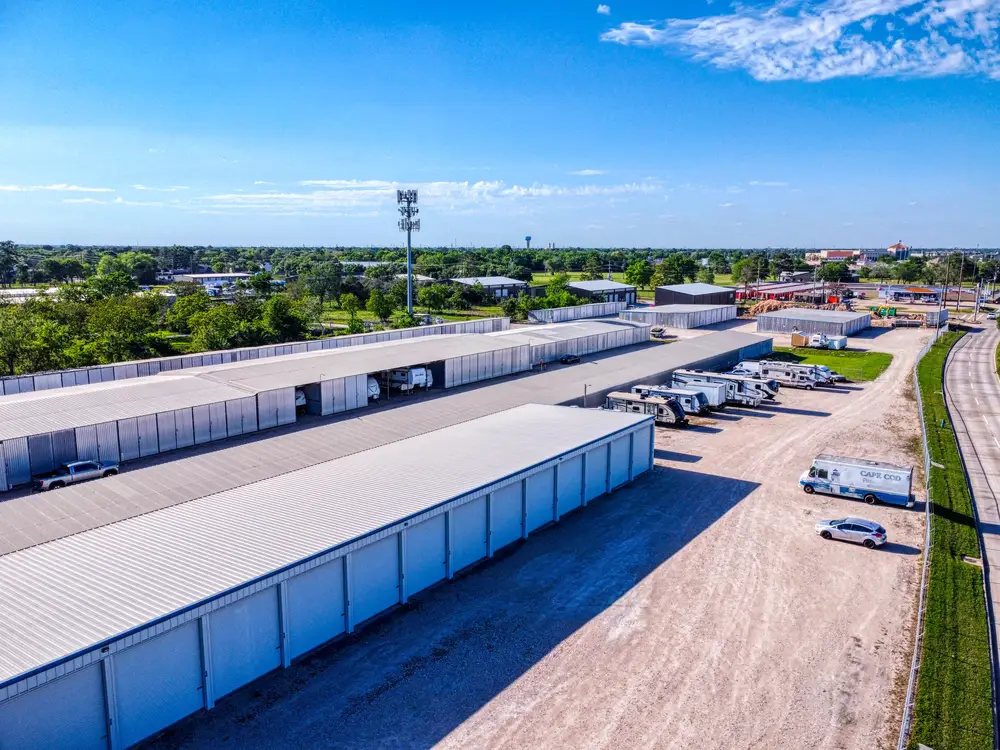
[815,517,887,549]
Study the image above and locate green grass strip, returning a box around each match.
[909,331,994,750]
[769,346,893,381]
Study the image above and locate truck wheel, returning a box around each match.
[803,484,815,494]
[50,481,64,490]
[806,385,814,390]
[864,494,877,505]
[863,539,876,549]
[820,530,832,540]
[102,470,118,478]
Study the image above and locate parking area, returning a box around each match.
[144,327,928,750]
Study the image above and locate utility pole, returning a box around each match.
[396,190,420,315]
[954,248,965,313]
[936,253,951,343]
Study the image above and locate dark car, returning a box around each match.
[560,354,581,365]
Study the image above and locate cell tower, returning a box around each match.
[397,190,420,315]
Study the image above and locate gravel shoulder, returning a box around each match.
[145,327,929,750]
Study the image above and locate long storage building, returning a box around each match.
[0,404,654,750]
[486,319,649,364]
[755,309,871,336]
[528,301,627,323]
[619,304,737,329]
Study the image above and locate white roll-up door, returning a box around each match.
[585,446,608,501]
[610,436,630,489]
[286,558,346,660]
[256,392,276,430]
[113,621,203,747]
[137,415,159,457]
[405,515,446,595]
[0,663,107,750]
[240,396,258,433]
[173,409,194,449]
[209,402,227,441]
[556,455,584,518]
[355,373,367,406]
[209,589,281,700]
[343,376,358,411]
[192,404,212,444]
[451,496,487,572]
[333,378,347,413]
[351,536,400,624]
[631,426,652,475]
[226,399,244,437]
[321,380,335,415]
[27,433,55,474]
[276,387,296,425]
[157,411,178,453]
[525,467,555,533]
[95,422,120,463]
[490,483,522,551]
[75,426,99,462]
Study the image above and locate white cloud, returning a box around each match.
[748,180,789,187]
[253,180,276,185]
[132,184,189,192]
[0,183,114,192]
[597,4,611,15]
[62,198,107,204]
[720,201,737,208]
[585,224,605,230]
[570,169,606,175]
[600,0,1000,81]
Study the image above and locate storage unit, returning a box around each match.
[486,319,650,366]
[755,309,871,336]
[0,405,653,749]
[565,280,637,305]
[654,283,736,306]
[619,304,737,329]
[528,301,627,323]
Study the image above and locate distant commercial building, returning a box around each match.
[819,250,856,262]
[887,242,911,260]
[566,279,637,305]
[779,271,813,283]
[451,276,529,298]
[756,309,871,336]
[174,273,251,287]
[620,304,737,329]
[654,283,736,307]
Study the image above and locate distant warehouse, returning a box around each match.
[565,279,637,305]
[0,404,654,750]
[619,304,737,329]
[450,276,528,298]
[756,309,871,336]
[654,283,736,307]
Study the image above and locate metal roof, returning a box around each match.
[657,283,735,295]
[566,280,636,292]
[814,454,912,473]
[756,309,870,322]
[0,376,252,441]
[627,304,734,314]
[486,319,646,343]
[0,404,651,686]
[0,335,526,439]
[161,334,526,392]
[450,276,527,287]
[0,329,769,556]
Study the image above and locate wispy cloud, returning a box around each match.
[720,201,737,208]
[601,0,1000,81]
[0,183,114,192]
[570,169,606,175]
[132,184,189,192]
[62,198,106,204]
[748,180,789,187]
[597,4,611,15]
[253,180,276,185]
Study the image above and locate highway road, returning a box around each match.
[944,322,1000,720]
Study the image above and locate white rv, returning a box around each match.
[734,362,817,390]
[735,359,840,386]
[800,455,914,508]
[632,384,709,415]
[672,370,764,408]
[605,391,687,426]
[388,366,434,392]
[668,379,727,409]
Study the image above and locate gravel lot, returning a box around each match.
[146,327,929,750]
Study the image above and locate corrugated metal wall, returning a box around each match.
[528,302,628,323]
[0,416,653,745]
[755,312,871,336]
[0,318,511,396]
[620,305,737,329]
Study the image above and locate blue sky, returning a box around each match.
[0,0,997,248]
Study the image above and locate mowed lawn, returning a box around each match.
[769,346,894,381]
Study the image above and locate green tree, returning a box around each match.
[418,284,450,313]
[389,310,418,329]
[0,303,32,374]
[499,295,521,320]
[696,267,716,284]
[623,260,654,290]
[339,292,364,333]
[189,305,239,351]
[896,260,921,283]
[582,254,603,281]
[306,261,343,307]
[262,294,307,341]
[816,262,851,283]
[165,290,213,333]
[869,262,894,283]
[248,272,275,299]
[85,271,139,299]
[86,296,161,362]
[0,241,21,287]
[366,288,395,323]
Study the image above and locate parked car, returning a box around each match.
[814,517,887,549]
[560,354,581,364]
[33,460,120,491]
[988,312,997,320]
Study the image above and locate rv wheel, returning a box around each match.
[864,494,877,505]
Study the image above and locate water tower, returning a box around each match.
[525,236,531,250]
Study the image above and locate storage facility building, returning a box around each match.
[619,304,737,329]
[565,280,637,305]
[0,318,508,396]
[654,283,736,307]
[486,319,649,365]
[450,276,528,298]
[0,404,654,750]
[755,309,871,336]
[528,301,627,323]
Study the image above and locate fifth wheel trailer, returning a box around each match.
[0,404,654,749]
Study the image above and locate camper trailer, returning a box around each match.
[604,391,687,427]
[672,370,763,408]
[732,361,817,390]
[735,360,841,386]
[668,380,727,410]
[800,455,914,508]
[388,366,434,392]
[719,372,780,399]
[631,384,709,415]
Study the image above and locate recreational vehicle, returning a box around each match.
[631,384,709,415]
[800,455,914,508]
[672,370,765,408]
[605,391,687,426]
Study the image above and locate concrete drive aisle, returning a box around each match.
[944,323,1000,716]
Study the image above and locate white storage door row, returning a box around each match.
[0,319,510,396]
[0,421,652,747]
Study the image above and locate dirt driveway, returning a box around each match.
[147,328,929,750]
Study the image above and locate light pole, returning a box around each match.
[397,189,420,315]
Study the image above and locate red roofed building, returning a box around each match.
[887,241,911,260]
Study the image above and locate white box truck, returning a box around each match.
[632,384,709,415]
[388,366,434,392]
[605,392,687,426]
[800,454,914,508]
[673,370,764,408]
[668,379,727,410]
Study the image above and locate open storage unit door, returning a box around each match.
[112,621,204,748]
[209,589,281,700]
[451,497,487,572]
[285,558,346,660]
[350,536,400,625]
[0,663,107,750]
[404,515,447,596]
